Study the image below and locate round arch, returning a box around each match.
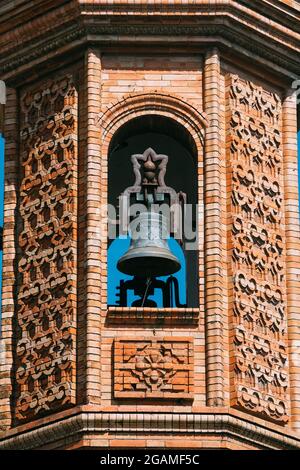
[97,92,208,157]
[97,92,208,308]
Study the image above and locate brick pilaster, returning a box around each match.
[0,88,18,429]
[81,48,103,404]
[283,89,300,431]
[204,48,226,406]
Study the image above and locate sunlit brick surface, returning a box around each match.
[0,0,300,450]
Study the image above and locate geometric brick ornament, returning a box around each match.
[114,338,193,399]
[14,74,78,422]
[228,75,289,424]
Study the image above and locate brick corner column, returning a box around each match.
[81,48,103,405]
[204,47,226,406]
[282,88,300,431]
[0,88,18,430]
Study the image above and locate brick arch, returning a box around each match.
[97,91,207,309]
[97,92,208,156]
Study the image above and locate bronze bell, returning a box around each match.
[117,212,181,277]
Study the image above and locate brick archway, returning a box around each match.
[97,91,208,308]
[97,92,208,158]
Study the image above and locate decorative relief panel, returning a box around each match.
[14,75,77,421]
[228,75,289,423]
[114,338,193,399]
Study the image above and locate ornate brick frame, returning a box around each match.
[97,90,208,309]
[79,54,210,408]
[97,91,208,145]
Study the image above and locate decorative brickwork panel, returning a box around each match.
[14,75,78,421]
[114,338,193,399]
[228,75,289,423]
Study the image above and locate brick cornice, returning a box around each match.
[237,0,300,32]
[0,409,300,450]
[77,0,300,38]
[0,2,299,83]
[0,25,299,86]
[0,0,72,35]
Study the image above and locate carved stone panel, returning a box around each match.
[114,338,193,399]
[14,75,77,422]
[228,75,289,423]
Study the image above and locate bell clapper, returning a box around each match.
[141,276,152,307]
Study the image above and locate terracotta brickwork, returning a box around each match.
[0,88,18,431]
[203,49,228,407]
[76,49,104,407]
[13,74,78,422]
[226,74,290,423]
[282,90,300,432]
[96,82,207,409]
[101,55,203,112]
[0,0,300,450]
[114,337,193,399]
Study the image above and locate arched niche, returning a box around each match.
[107,114,199,308]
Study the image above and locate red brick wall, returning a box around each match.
[1,42,300,448]
[101,55,203,111]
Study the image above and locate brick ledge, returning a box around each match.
[106,307,199,326]
[0,410,300,450]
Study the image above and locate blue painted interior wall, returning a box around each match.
[108,237,186,307]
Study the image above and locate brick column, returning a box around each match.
[81,49,103,404]
[0,88,18,429]
[204,48,226,406]
[282,89,300,431]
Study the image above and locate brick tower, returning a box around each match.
[0,1,300,450]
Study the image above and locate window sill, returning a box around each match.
[106,306,199,326]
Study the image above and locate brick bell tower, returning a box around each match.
[0,1,300,450]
